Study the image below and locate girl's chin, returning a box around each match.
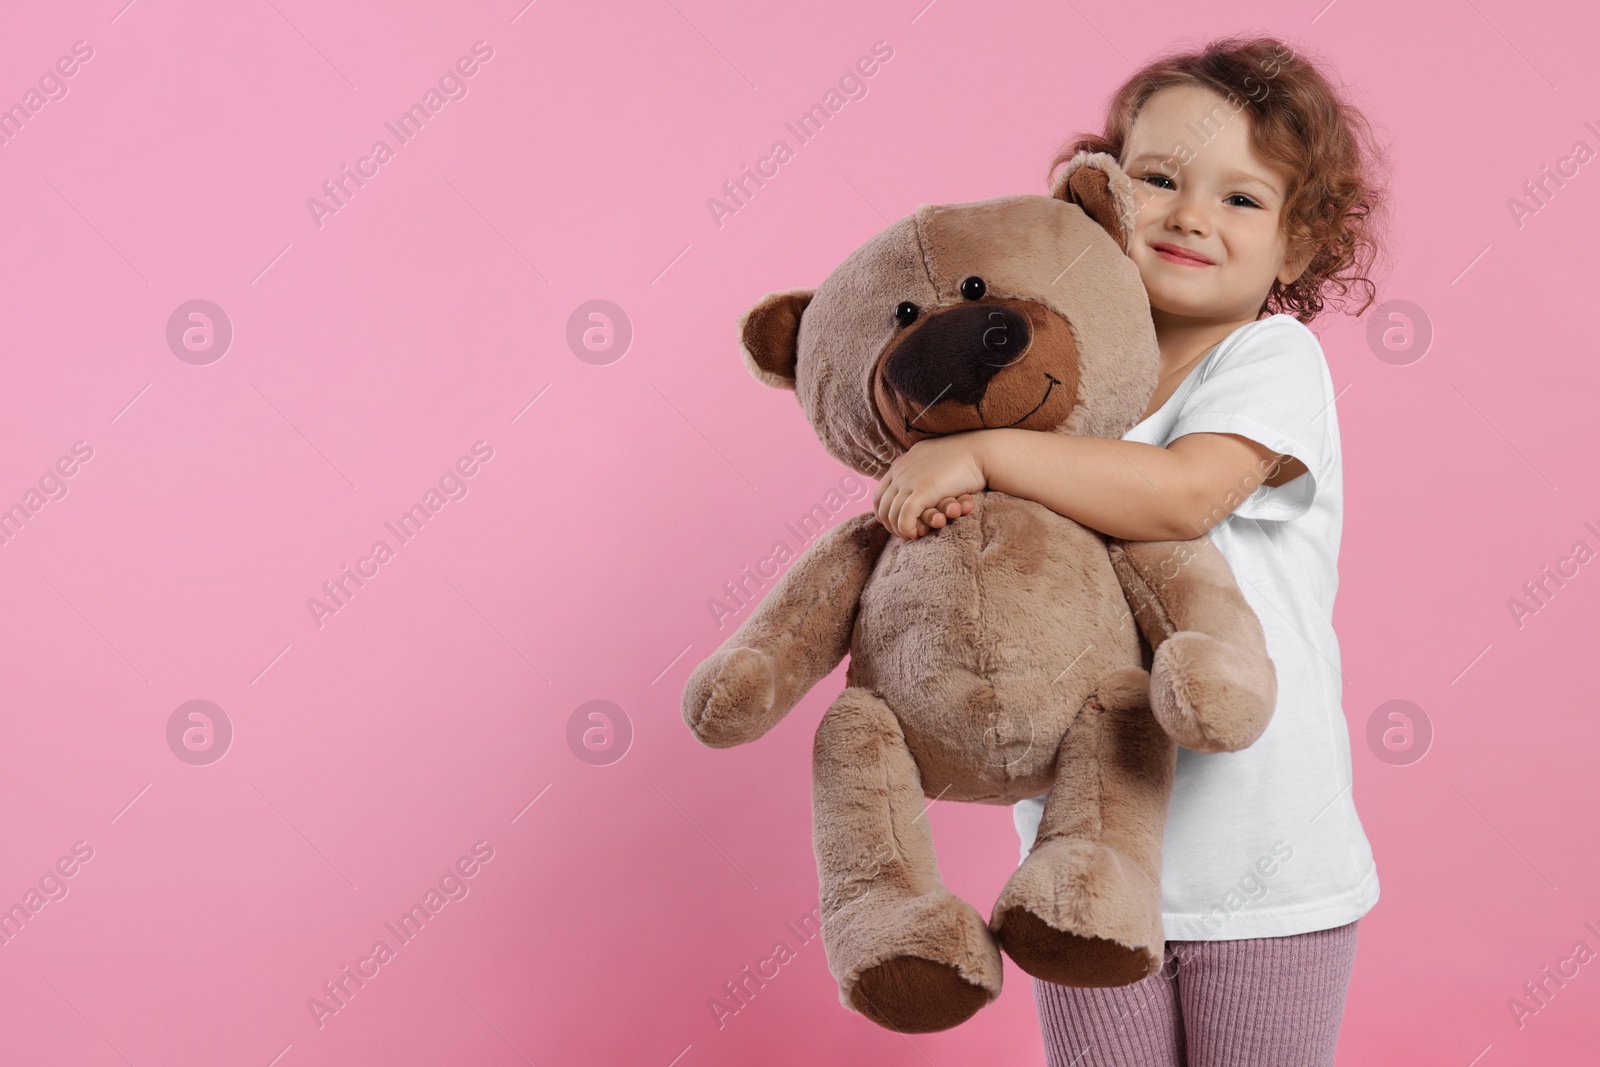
[1146,293,1213,316]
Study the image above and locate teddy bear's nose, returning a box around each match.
[882,303,1032,407]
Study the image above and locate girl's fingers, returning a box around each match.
[885,486,915,539]
[879,484,907,533]
[880,485,981,539]
[920,497,974,531]
[884,489,905,537]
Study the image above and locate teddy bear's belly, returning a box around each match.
[845,491,1144,805]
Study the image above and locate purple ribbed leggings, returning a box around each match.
[1033,920,1359,1067]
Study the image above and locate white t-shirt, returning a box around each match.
[1012,313,1380,941]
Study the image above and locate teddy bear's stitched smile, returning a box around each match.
[902,371,1063,437]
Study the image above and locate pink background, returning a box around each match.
[1,0,1596,1063]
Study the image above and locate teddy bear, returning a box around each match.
[680,151,1278,1034]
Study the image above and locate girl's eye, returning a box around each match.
[1139,173,1261,209]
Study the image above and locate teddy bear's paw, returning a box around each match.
[681,645,778,749]
[1150,630,1274,754]
[832,889,1003,1033]
[851,955,991,1033]
[990,836,1162,987]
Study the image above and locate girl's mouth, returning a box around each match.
[1151,243,1213,267]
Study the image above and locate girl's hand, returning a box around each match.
[873,436,985,539]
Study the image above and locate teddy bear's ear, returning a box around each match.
[738,288,813,391]
[1050,150,1139,254]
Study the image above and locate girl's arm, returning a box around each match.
[972,427,1304,541]
[872,427,1305,542]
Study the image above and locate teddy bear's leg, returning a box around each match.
[990,666,1176,987]
[812,686,1004,1033]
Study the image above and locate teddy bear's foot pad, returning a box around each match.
[828,887,1002,1032]
[850,955,992,1032]
[992,906,1152,987]
[990,836,1162,987]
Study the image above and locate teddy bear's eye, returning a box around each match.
[960,276,986,300]
[893,301,919,326]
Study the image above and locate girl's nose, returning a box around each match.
[1167,195,1210,235]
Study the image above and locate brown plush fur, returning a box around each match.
[685,151,1277,1033]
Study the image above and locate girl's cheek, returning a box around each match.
[1132,256,1162,289]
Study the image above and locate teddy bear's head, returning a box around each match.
[738,152,1159,480]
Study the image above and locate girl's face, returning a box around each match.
[1118,83,1309,324]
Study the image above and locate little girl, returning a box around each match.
[871,34,1391,1067]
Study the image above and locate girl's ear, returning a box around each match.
[738,288,813,390]
[1279,240,1314,285]
[1051,150,1140,253]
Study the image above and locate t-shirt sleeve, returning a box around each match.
[1166,316,1334,523]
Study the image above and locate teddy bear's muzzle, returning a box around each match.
[883,302,1030,406]
[874,298,1081,445]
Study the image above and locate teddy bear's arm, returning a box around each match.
[681,511,891,749]
[1106,535,1278,753]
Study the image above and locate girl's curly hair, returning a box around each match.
[1050,34,1393,324]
